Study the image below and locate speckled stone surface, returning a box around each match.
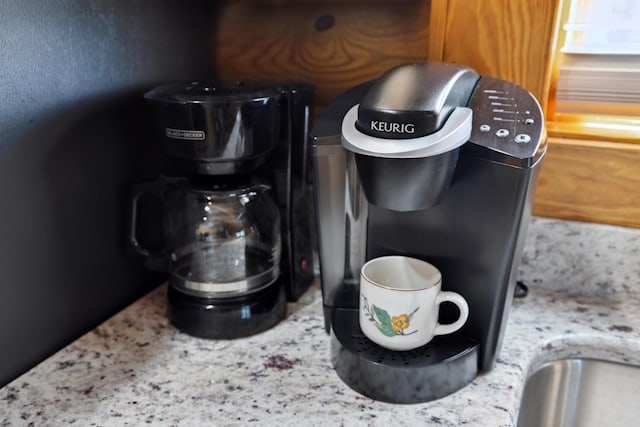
[2,217,640,426]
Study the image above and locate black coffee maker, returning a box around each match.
[311,62,546,403]
[131,81,316,339]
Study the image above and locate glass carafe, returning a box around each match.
[130,177,282,298]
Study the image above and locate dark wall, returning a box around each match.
[0,0,215,386]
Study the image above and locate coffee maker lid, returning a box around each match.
[341,104,472,158]
[340,62,478,159]
[355,63,479,139]
[144,81,281,105]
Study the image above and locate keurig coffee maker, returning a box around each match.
[311,62,546,403]
[130,81,316,339]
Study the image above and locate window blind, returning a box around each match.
[555,0,640,114]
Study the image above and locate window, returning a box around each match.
[547,0,640,142]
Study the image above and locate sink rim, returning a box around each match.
[508,334,640,425]
[516,355,640,427]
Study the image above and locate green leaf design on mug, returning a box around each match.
[362,296,419,337]
[372,306,397,337]
[373,305,391,326]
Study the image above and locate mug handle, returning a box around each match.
[433,291,469,336]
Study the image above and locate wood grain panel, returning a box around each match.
[533,138,640,228]
[428,0,448,61]
[436,0,559,106]
[213,0,431,107]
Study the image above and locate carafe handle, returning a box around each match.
[128,180,166,271]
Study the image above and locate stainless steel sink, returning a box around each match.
[517,358,640,427]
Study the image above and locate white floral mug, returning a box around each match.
[359,256,469,351]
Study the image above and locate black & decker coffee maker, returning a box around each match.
[131,81,316,339]
[311,62,546,403]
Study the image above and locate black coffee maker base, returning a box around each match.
[166,281,287,339]
[330,308,479,404]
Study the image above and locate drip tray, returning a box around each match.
[330,307,478,403]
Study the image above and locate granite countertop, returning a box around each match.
[2,217,640,426]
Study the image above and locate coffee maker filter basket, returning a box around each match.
[341,105,472,212]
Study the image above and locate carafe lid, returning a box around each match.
[144,81,281,105]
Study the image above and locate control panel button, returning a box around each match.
[496,129,509,138]
[479,124,491,132]
[524,118,535,125]
[515,134,532,144]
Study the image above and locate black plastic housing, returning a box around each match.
[330,308,478,403]
[354,150,460,211]
[140,81,317,340]
[144,82,282,175]
[310,62,546,403]
[167,279,286,339]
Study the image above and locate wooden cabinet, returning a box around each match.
[428,0,558,107]
[214,0,557,116]
[214,0,431,109]
[532,139,640,227]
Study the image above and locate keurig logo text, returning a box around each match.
[370,121,415,134]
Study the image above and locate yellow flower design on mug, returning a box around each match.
[391,314,410,333]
